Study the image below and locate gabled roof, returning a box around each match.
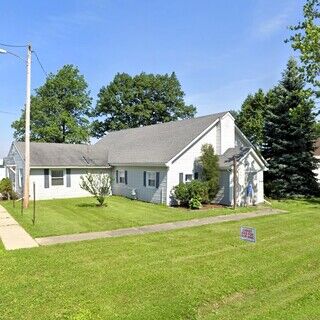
[218,146,251,168]
[94,112,228,165]
[14,142,109,167]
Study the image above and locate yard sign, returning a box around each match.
[240,226,256,243]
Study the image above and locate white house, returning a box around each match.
[5,111,267,206]
[0,159,5,180]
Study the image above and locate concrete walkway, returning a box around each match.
[36,208,285,246]
[0,205,39,250]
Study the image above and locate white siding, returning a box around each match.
[111,166,167,204]
[220,113,235,154]
[167,124,218,204]
[29,168,109,200]
[230,152,264,206]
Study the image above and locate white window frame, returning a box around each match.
[185,174,193,183]
[18,168,23,188]
[146,171,156,188]
[118,170,125,184]
[51,169,64,187]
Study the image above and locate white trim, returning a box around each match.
[166,118,220,165]
[235,126,268,166]
[146,171,156,188]
[118,169,126,184]
[110,163,167,167]
[31,166,111,169]
[50,169,65,187]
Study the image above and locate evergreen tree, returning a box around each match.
[263,58,319,198]
[236,89,267,148]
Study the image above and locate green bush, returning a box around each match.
[173,180,209,207]
[189,197,202,210]
[0,178,14,200]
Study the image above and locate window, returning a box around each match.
[147,171,156,187]
[185,174,193,183]
[18,169,23,188]
[51,170,64,186]
[119,170,125,184]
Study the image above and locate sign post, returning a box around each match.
[240,226,256,243]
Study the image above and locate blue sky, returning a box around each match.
[0,0,304,157]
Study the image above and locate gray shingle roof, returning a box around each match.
[95,112,228,165]
[14,112,229,167]
[14,142,109,167]
[218,146,251,168]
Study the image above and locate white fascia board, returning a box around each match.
[109,163,168,168]
[234,126,268,166]
[12,141,24,162]
[238,148,267,171]
[166,118,220,166]
[30,166,111,169]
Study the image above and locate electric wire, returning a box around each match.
[0,43,27,48]
[32,50,48,77]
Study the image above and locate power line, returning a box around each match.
[0,42,27,48]
[32,50,48,77]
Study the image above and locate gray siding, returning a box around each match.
[214,170,231,205]
[5,143,24,195]
[111,166,167,204]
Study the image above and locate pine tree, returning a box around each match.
[236,89,267,148]
[263,58,319,198]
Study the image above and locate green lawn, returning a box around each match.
[0,199,319,319]
[1,196,259,237]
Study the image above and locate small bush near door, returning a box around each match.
[173,180,209,209]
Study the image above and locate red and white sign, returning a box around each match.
[240,226,256,243]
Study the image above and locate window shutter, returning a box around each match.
[179,173,183,184]
[143,171,146,187]
[194,172,199,180]
[156,172,160,188]
[44,169,49,188]
[116,170,119,183]
[66,169,71,187]
[125,170,128,185]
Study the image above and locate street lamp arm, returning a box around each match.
[0,48,25,62]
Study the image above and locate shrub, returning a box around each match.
[173,180,209,208]
[0,178,14,200]
[80,173,112,206]
[189,197,202,210]
[199,144,220,201]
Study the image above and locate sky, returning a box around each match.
[0,0,305,158]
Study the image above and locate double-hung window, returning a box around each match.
[51,170,64,186]
[147,171,156,188]
[185,174,193,183]
[119,170,126,184]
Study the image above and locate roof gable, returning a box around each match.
[95,112,228,164]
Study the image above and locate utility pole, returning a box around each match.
[23,44,32,209]
[233,156,237,209]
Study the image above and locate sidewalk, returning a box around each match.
[35,208,286,246]
[0,205,39,250]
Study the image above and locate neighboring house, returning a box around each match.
[314,138,320,183]
[5,111,267,206]
[0,159,5,180]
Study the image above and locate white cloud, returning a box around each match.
[256,13,288,37]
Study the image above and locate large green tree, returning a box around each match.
[92,72,196,137]
[287,0,320,96]
[235,89,267,148]
[263,58,319,198]
[12,65,92,143]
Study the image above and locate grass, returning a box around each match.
[0,198,319,319]
[0,196,259,237]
